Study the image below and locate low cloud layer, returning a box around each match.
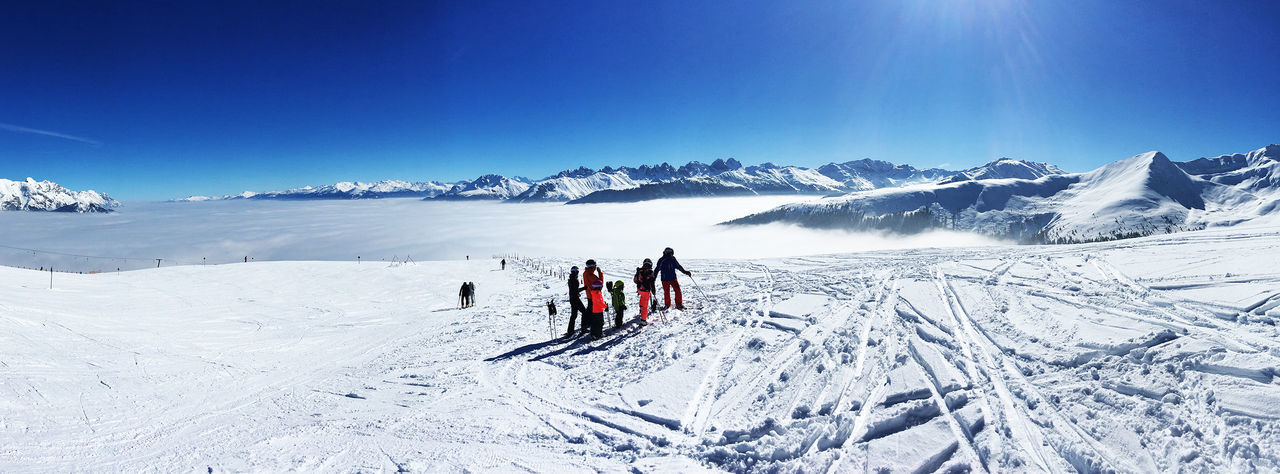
[0,196,1002,272]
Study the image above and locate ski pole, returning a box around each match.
[688,274,710,301]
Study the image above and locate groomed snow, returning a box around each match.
[3,223,1280,471]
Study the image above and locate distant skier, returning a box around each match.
[633,258,656,325]
[565,266,587,338]
[501,258,506,270]
[608,280,627,329]
[458,281,472,308]
[586,279,606,340]
[655,247,692,310]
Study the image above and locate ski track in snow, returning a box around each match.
[3,226,1280,471]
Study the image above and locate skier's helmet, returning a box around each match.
[570,266,579,273]
[585,259,596,268]
[663,247,674,256]
[642,258,652,267]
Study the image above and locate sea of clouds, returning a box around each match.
[0,196,1001,272]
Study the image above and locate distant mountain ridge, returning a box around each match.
[725,145,1280,244]
[0,178,118,212]
[180,156,1065,204]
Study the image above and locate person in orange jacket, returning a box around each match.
[586,279,607,340]
[633,258,656,325]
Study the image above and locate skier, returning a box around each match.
[587,279,607,340]
[468,281,477,306]
[608,280,627,329]
[582,259,603,291]
[458,281,471,308]
[565,266,587,338]
[633,259,656,325]
[655,247,691,310]
[501,258,506,270]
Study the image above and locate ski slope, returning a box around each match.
[3,225,1280,471]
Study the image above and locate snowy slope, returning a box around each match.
[433,174,531,200]
[4,225,1280,471]
[728,148,1272,243]
[945,158,1065,183]
[510,168,644,202]
[0,178,118,212]
[567,177,756,203]
[566,161,848,203]
[1177,145,1280,221]
[817,159,954,189]
[178,179,453,201]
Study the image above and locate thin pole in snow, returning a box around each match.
[155,259,162,268]
[49,267,53,289]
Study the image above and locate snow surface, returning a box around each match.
[0,178,118,212]
[4,224,1280,471]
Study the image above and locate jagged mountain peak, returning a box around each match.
[0,178,118,212]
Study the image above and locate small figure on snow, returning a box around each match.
[608,280,627,329]
[655,247,692,310]
[586,279,607,340]
[458,281,472,308]
[501,258,506,270]
[565,266,587,338]
[468,281,477,306]
[633,258,656,325]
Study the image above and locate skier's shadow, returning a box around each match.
[529,321,644,361]
[488,321,645,363]
[484,337,573,362]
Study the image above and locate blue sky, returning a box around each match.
[2,0,1278,200]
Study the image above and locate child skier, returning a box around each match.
[608,280,627,329]
[633,259,656,325]
[587,279,607,340]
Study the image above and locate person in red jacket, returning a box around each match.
[586,279,607,340]
[633,258,656,325]
[582,259,606,339]
[582,259,603,290]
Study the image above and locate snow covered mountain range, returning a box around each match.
[0,178,118,212]
[179,157,1064,204]
[726,145,1280,243]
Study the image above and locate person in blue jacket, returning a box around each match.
[655,247,692,310]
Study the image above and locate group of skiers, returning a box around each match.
[564,247,693,340]
[458,281,477,308]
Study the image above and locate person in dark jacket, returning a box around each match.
[501,258,506,270]
[633,258,657,325]
[565,266,588,338]
[655,247,691,310]
[459,281,472,308]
